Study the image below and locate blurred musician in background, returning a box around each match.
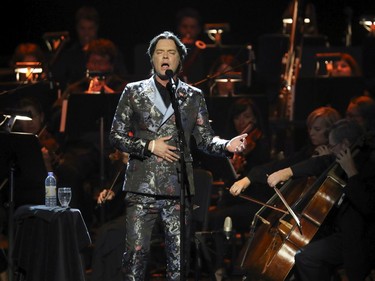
[49,38,129,228]
[51,5,127,92]
[208,97,271,279]
[325,53,362,77]
[58,38,128,102]
[5,42,49,83]
[175,7,208,85]
[13,97,98,228]
[208,54,245,97]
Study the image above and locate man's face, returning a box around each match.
[76,19,98,47]
[328,135,349,157]
[152,39,180,81]
[178,16,201,44]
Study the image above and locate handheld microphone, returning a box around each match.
[165,69,177,91]
[223,216,232,240]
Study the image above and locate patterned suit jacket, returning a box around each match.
[109,76,228,197]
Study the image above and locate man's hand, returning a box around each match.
[97,189,115,204]
[336,148,358,178]
[150,136,180,162]
[226,133,248,153]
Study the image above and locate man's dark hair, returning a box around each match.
[175,7,202,27]
[330,119,364,146]
[147,31,187,73]
[75,5,100,26]
[348,95,375,132]
[85,38,118,64]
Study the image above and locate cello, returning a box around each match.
[237,172,343,280]
[237,133,369,281]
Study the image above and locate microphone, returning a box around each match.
[223,216,232,240]
[165,69,177,92]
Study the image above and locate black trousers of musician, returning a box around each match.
[294,232,369,281]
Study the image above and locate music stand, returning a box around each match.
[0,132,47,281]
[0,81,58,122]
[63,93,121,189]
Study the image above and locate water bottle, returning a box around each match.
[45,172,57,207]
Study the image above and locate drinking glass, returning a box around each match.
[58,187,72,207]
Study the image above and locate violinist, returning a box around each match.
[266,119,375,281]
[208,97,271,278]
[14,97,99,228]
[91,150,129,281]
[224,98,271,175]
[13,97,61,172]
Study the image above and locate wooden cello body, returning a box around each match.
[238,164,346,281]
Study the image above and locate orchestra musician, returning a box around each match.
[265,119,375,281]
[14,96,99,227]
[56,38,128,104]
[208,97,271,279]
[175,7,208,85]
[230,106,342,196]
[208,54,244,97]
[229,106,341,279]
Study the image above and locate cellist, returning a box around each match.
[267,119,375,281]
[230,106,341,195]
[228,106,340,279]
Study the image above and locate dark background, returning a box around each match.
[2,0,375,74]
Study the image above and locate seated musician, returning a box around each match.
[55,38,128,107]
[267,119,375,281]
[230,106,341,195]
[227,105,341,278]
[14,97,99,228]
[235,119,375,281]
[207,97,272,278]
[46,38,129,229]
[208,54,244,97]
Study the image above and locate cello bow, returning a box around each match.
[273,184,302,234]
[226,187,288,214]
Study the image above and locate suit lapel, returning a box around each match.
[147,77,190,131]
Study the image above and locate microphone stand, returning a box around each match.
[167,81,188,281]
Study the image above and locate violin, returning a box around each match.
[38,125,62,169]
[232,127,262,173]
[243,127,262,156]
